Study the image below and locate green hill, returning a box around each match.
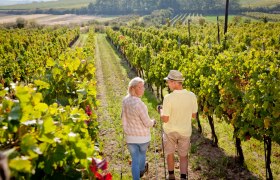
[0,0,278,15]
[238,0,280,8]
[0,0,95,10]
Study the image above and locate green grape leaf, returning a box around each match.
[72,58,81,71]
[21,134,37,152]
[38,134,55,143]
[32,93,43,105]
[43,116,56,134]
[21,105,34,123]
[21,134,41,158]
[52,67,62,80]
[86,64,95,75]
[272,110,280,118]
[9,158,32,173]
[262,101,269,110]
[46,57,55,67]
[34,103,48,113]
[73,141,87,159]
[16,86,31,103]
[48,103,58,115]
[53,145,66,162]
[0,90,7,96]
[34,80,50,90]
[39,142,49,154]
[8,104,21,121]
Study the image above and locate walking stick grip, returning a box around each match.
[157,105,162,113]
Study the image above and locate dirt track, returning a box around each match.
[94,33,168,179]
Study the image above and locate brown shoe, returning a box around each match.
[140,163,148,178]
[168,174,176,180]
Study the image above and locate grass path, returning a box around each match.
[95,33,133,179]
[94,33,279,179]
[94,33,169,179]
[72,33,88,48]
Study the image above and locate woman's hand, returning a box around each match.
[153,120,156,127]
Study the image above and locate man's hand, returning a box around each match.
[157,105,169,123]
[157,105,162,113]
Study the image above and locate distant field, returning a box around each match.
[204,15,260,23]
[0,0,279,11]
[239,0,280,8]
[243,12,280,21]
[0,0,95,10]
[0,14,118,25]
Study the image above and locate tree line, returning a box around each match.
[4,0,280,16]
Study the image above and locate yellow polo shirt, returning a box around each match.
[162,89,198,137]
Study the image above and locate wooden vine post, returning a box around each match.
[188,19,191,47]
[233,126,244,164]
[208,114,218,146]
[196,112,202,133]
[224,0,229,35]
[223,0,229,49]
[217,16,220,44]
[264,135,273,180]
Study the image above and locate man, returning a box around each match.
[159,70,198,180]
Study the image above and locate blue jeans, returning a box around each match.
[127,142,150,180]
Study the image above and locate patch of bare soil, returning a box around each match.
[188,127,259,180]
[0,13,48,23]
[0,13,118,25]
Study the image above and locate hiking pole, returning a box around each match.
[153,127,158,180]
[120,131,124,179]
[187,146,190,179]
[157,105,167,180]
[161,121,167,180]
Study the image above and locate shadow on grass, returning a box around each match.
[190,127,260,180]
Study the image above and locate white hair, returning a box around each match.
[127,77,144,96]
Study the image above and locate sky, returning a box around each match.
[0,0,57,6]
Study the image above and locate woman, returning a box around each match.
[121,77,156,180]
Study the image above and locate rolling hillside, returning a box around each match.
[0,0,95,10]
[0,0,279,10]
[0,0,279,20]
[239,0,280,8]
